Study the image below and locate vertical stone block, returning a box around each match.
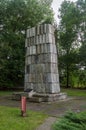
[56,74,59,83]
[25,57,28,65]
[28,74,35,83]
[31,27,35,37]
[47,24,52,34]
[50,54,57,63]
[43,24,46,33]
[35,36,38,45]
[31,55,35,64]
[26,47,30,56]
[39,35,42,44]
[41,44,44,53]
[27,29,30,38]
[30,64,35,73]
[51,64,58,73]
[30,37,33,46]
[37,45,41,54]
[37,35,40,44]
[36,83,46,93]
[27,56,31,64]
[52,35,55,44]
[25,83,34,90]
[32,46,36,55]
[50,83,60,93]
[25,39,27,48]
[25,74,29,83]
[47,44,53,53]
[36,25,40,35]
[42,34,46,43]
[40,24,44,34]
[26,65,30,74]
[46,33,53,43]
[27,38,30,47]
[45,63,50,73]
[30,46,33,55]
[44,44,47,53]
[53,44,57,54]
[25,66,27,74]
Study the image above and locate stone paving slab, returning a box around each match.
[36,117,57,130]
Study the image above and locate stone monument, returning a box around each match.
[24,24,67,102]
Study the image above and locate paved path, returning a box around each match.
[36,117,57,130]
[0,96,86,117]
[0,95,86,130]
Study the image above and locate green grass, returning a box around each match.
[53,111,86,130]
[61,88,86,97]
[0,91,13,96]
[0,88,86,97]
[0,106,48,130]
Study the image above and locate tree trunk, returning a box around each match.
[66,64,69,88]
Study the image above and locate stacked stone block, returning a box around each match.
[25,24,60,94]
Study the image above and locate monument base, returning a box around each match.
[12,91,67,102]
[28,92,67,102]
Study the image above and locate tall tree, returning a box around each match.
[58,0,86,88]
[58,0,79,88]
[76,0,86,67]
[76,0,86,87]
[0,0,54,88]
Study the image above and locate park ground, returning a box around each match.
[0,88,86,130]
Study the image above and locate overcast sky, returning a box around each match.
[52,0,77,23]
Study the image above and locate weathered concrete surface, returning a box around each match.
[25,24,60,94]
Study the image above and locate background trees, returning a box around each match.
[0,0,86,89]
[0,0,54,88]
[58,0,86,88]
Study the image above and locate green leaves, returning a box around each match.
[0,0,54,88]
[58,0,86,88]
[53,111,86,130]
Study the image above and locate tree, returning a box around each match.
[76,0,86,67]
[0,0,54,88]
[58,0,86,88]
[58,0,79,88]
[76,0,86,88]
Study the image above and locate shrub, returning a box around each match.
[53,111,86,130]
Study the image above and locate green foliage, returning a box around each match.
[53,111,86,130]
[58,0,86,88]
[0,91,13,96]
[0,106,48,130]
[0,0,54,88]
[62,88,86,97]
[60,70,86,88]
[58,0,79,88]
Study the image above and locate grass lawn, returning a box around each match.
[0,106,48,130]
[0,91,13,96]
[0,88,86,102]
[0,88,86,97]
[61,88,86,97]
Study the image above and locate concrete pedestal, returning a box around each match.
[28,93,67,102]
[12,91,67,102]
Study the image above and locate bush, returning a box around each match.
[53,111,86,130]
